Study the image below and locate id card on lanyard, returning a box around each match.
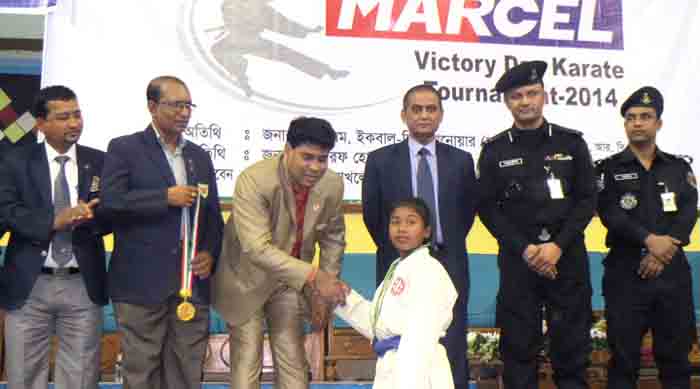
[545,166,565,200]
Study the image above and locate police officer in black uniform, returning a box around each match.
[478,60,596,389]
[596,86,697,389]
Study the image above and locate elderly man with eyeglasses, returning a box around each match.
[100,75,224,389]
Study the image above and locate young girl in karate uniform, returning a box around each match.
[335,197,458,389]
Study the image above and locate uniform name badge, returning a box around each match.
[661,192,678,212]
[547,177,565,200]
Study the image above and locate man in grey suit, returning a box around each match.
[0,85,109,389]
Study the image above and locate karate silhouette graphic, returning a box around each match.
[210,0,349,97]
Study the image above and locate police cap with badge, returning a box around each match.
[494,60,548,93]
[620,86,664,118]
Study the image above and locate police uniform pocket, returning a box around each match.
[613,176,641,211]
[616,176,641,191]
[550,159,573,176]
[498,162,528,200]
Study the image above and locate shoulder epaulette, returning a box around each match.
[594,154,616,168]
[658,151,693,165]
[481,130,510,146]
[552,125,583,137]
[676,154,694,164]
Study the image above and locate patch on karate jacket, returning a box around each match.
[391,277,406,296]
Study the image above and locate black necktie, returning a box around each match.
[417,148,437,241]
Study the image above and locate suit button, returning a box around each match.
[172,248,178,255]
[41,250,48,257]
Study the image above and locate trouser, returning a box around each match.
[228,285,309,389]
[113,296,210,389]
[433,246,469,389]
[5,273,103,389]
[497,238,592,389]
[604,250,695,389]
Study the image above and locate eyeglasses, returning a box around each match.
[158,100,197,111]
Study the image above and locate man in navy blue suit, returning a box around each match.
[100,76,223,389]
[362,84,478,389]
[0,85,109,389]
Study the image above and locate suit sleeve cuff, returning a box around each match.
[554,229,576,252]
[635,227,650,246]
[292,262,315,291]
[668,226,690,246]
[306,266,319,284]
[510,237,529,259]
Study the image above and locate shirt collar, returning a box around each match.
[292,182,310,197]
[45,142,77,165]
[618,145,671,164]
[399,244,431,262]
[152,122,186,154]
[655,148,672,162]
[408,136,436,157]
[509,118,550,142]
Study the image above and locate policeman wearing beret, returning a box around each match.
[596,86,697,389]
[477,61,596,389]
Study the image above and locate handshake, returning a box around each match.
[305,269,351,331]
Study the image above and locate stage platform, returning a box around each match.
[0,384,377,389]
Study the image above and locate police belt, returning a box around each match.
[373,336,401,357]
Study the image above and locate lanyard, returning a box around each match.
[371,258,400,335]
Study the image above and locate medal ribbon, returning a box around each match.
[180,189,202,298]
[370,258,401,336]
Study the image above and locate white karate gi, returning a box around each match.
[335,246,458,389]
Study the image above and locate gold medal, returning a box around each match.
[177,301,196,321]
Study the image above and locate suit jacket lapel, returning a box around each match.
[30,143,52,206]
[76,145,93,201]
[435,142,449,238]
[396,140,413,198]
[183,144,198,221]
[182,144,197,186]
[302,186,322,243]
[143,126,176,186]
[278,155,297,225]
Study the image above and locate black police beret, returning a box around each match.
[494,60,547,93]
[620,86,663,117]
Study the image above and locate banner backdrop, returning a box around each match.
[0,0,56,14]
[42,0,700,199]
